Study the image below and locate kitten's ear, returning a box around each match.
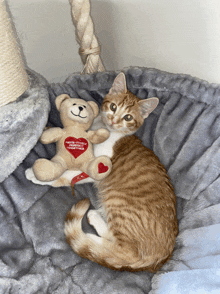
[138,98,159,119]
[108,72,127,95]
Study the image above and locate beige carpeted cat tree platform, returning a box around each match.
[0,1,220,294]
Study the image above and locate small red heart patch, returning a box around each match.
[64,137,88,159]
[98,162,109,174]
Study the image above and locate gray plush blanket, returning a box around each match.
[1,67,220,293]
[0,68,50,182]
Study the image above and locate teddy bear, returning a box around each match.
[32,94,112,182]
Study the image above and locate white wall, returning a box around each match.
[7,0,220,84]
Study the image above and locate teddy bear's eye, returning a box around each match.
[73,103,76,106]
[83,105,86,108]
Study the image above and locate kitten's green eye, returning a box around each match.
[110,103,117,112]
[124,114,133,121]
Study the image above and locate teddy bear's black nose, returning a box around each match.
[79,106,84,112]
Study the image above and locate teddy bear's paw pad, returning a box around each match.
[98,156,112,173]
[25,168,53,186]
[98,162,109,174]
[88,156,112,180]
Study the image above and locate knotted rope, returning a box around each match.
[69,0,105,74]
[0,0,28,107]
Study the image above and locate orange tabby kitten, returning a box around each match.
[64,73,178,272]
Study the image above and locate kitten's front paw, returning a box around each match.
[87,210,107,236]
[25,168,54,186]
[87,210,99,225]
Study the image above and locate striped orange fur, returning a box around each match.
[64,72,178,272]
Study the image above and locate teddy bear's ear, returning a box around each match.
[88,101,99,118]
[55,94,71,111]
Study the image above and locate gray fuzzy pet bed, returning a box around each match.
[1,67,220,294]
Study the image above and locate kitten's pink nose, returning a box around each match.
[112,117,119,125]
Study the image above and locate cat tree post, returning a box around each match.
[69,0,105,74]
[0,0,28,108]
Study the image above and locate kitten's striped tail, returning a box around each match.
[64,199,161,272]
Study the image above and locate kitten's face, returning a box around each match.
[101,92,144,135]
[100,72,159,135]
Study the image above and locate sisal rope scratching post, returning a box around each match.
[0,0,29,108]
[69,0,105,74]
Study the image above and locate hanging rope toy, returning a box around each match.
[69,0,105,74]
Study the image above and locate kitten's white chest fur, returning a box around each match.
[90,114,124,158]
[94,132,123,158]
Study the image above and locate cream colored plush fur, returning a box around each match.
[32,94,112,182]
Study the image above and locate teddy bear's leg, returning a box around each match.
[32,156,67,182]
[85,156,112,181]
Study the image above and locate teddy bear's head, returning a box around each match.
[55,94,99,129]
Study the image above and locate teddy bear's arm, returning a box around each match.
[40,127,64,144]
[87,129,110,144]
